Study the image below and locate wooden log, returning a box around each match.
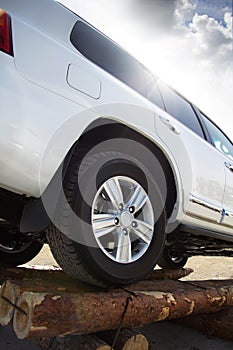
[98,329,149,350]
[1,278,182,327]
[33,328,149,350]
[1,276,231,328]
[187,279,233,288]
[175,307,233,341]
[0,265,193,286]
[13,282,233,339]
[36,334,111,350]
[122,334,148,350]
[147,268,193,281]
[0,280,19,326]
[0,275,101,326]
[0,266,61,284]
[0,265,192,326]
[0,266,101,292]
[0,276,100,295]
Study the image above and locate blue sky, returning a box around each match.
[193,0,232,21]
[61,0,232,138]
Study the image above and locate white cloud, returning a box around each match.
[175,0,197,25]
[137,0,233,138]
[224,11,233,32]
[189,13,232,61]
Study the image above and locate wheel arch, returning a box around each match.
[72,118,178,218]
[20,117,178,233]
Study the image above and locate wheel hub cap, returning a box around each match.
[91,175,155,264]
[120,211,133,227]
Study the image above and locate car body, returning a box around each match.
[0,0,232,285]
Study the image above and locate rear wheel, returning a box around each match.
[0,226,43,266]
[47,145,167,286]
[158,246,188,270]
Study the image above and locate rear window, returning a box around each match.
[70,21,164,109]
[200,112,233,160]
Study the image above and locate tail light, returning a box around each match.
[0,8,13,56]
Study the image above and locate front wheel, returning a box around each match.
[47,146,167,286]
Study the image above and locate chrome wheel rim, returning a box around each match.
[91,176,155,263]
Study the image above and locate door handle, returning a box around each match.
[225,162,233,172]
[159,115,180,134]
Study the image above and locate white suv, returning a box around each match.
[0,0,233,286]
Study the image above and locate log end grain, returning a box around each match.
[0,281,19,326]
[13,292,47,339]
[122,334,149,350]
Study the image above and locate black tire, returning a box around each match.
[158,246,188,270]
[0,230,43,266]
[47,142,167,286]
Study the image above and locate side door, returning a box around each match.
[155,81,225,229]
[198,112,233,233]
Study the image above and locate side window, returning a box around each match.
[70,21,165,109]
[143,71,165,110]
[200,113,233,160]
[70,21,146,95]
[158,82,204,138]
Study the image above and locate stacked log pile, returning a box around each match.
[1,265,233,349]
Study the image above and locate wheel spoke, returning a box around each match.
[116,230,132,263]
[92,213,117,238]
[92,175,155,263]
[126,185,148,213]
[104,178,124,210]
[132,220,153,245]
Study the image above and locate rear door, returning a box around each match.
[198,112,233,233]
[155,81,225,228]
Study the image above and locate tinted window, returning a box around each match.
[143,72,165,109]
[200,113,233,160]
[70,21,164,109]
[158,82,204,138]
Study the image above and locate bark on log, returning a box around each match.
[0,275,101,326]
[0,266,61,284]
[0,265,193,285]
[13,282,233,339]
[0,265,192,326]
[147,268,193,281]
[0,266,101,292]
[187,280,233,288]
[175,307,233,341]
[1,279,181,327]
[1,277,232,328]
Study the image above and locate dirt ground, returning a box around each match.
[1,245,233,349]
